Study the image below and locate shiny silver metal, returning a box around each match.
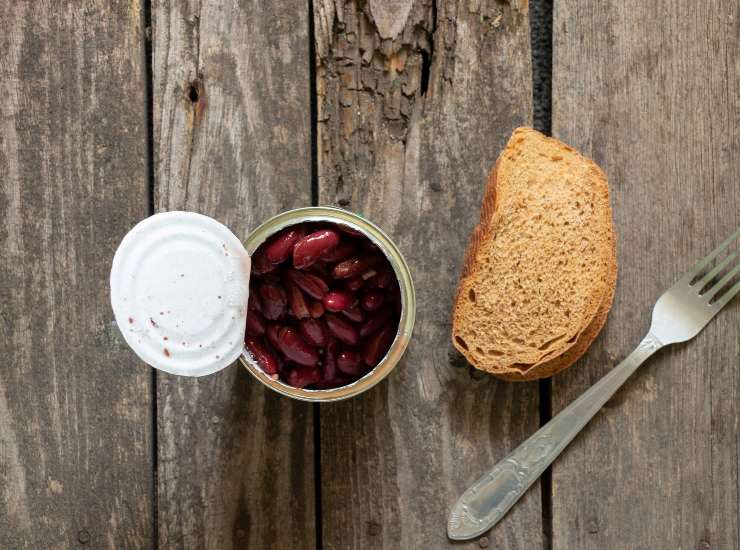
[448,227,740,541]
[239,206,416,402]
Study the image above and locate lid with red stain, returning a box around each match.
[110,211,251,376]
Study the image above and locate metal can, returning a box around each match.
[239,206,415,402]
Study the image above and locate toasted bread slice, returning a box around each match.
[452,127,616,380]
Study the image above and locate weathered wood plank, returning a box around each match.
[315,1,541,548]
[152,1,315,548]
[552,2,739,549]
[0,2,152,548]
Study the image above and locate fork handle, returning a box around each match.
[447,333,664,541]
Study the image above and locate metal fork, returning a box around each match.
[448,227,740,541]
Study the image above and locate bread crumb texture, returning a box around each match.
[452,127,616,380]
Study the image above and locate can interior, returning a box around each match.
[239,206,416,402]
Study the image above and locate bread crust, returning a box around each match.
[459,156,501,282]
[452,127,617,381]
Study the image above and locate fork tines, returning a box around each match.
[686,227,740,309]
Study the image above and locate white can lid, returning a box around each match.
[110,211,251,377]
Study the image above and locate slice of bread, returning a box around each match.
[452,127,617,380]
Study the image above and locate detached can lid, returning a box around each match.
[110,211,251,377]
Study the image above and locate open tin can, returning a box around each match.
[110,207,415,402]
[239,207,415,402]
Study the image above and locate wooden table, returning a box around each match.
[2,1,737,548]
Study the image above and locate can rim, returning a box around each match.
[239,206,416,402]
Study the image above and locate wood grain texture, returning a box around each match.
[551,2,739,549]
[0,1,152,548]
[314,1,542,548]
[152,1,315,548]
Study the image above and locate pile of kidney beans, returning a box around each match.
[245,221,401,389]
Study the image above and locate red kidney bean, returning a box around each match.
[361,289,385,312]
[336,349,364,376]
[259,282,287,320]
[293,229,340,269]
[285,269,329,300]
[285,280,310,319]
[360,307,392,338]
[248,291,262,314]
[331,255,383,279]
[265,323,281,350]
[287,365,321,388]
[321,338,338,382]
[276,326,319,367]
[323,290,355,312]
[246,310,266,336]
[309,300,325,318]
[340,303,365,323]
[299,318,327,348]
[251,248,275,275]
[362,325,395,366]
[245,336,280,375]
[264,225,304,264]
[345,276,365,292]
[321,239,357,263]
[325,313,359,346]
[337,224,364,237]
[375,266,393,289]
